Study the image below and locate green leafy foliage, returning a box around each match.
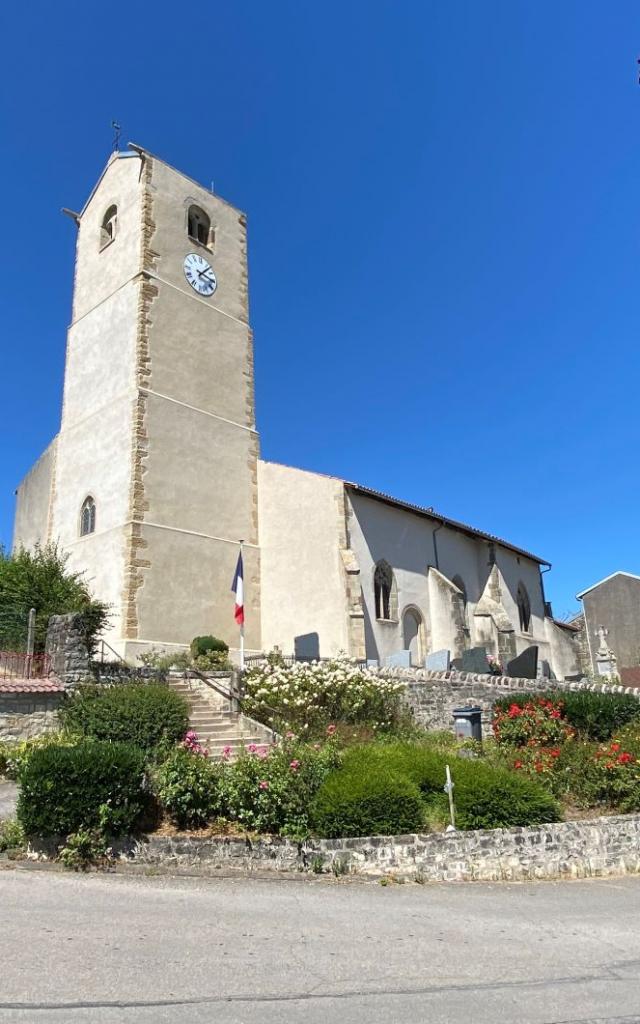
[493,690,640,742]
[0,819,25,853]
[310,765,424,838]
[242,655,405,736]
[220,738,341,839]
[0,734,75,780]
[154,749,223,828]
[190,636,229,657]
[59,682,190,756]
[313,741,560,835]
[17,740,147,837]
[59,827,112,871]
[0,543,108,654]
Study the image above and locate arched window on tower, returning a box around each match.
[80,496,96,537]
[100,205,117,249]
[187,205,213,248]
[374,560,397,621]
[517,583,531,633]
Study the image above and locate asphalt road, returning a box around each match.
[2,868,640,1024]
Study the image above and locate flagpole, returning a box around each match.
[239,539,245,672]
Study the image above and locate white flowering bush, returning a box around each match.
[242,654,405,735]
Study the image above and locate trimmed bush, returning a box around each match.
[452,762,560,830]
[155,749,223,828]
[190,635,228,657]
[323,741,560,833]
[494,690,640,742]
[310,766,424,838]
[17,740,147,837]
[59,683,190,755]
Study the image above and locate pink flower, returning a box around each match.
[289,759,301,771]
[285,731,296,739]
[257,746,269,759]
[222,745,233,759]
[259,780,269,790]
[247,744,258,754]
[326,724,337,736]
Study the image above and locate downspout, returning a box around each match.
[540,564,552,617]
[432,519,445,571]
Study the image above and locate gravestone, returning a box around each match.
[385,650,412,668]
[294,632,320,660]
[597,660,614,677]
[426,649,451,672]
[506,645,538,679]
[461,647,489,674]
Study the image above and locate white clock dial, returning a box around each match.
[183,252,217,296]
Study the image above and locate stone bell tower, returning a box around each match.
[17,145,261,659]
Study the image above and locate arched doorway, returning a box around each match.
[402,607,425,666]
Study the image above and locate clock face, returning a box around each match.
[183,252,217,296]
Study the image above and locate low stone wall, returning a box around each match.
[0,691,64,741]
[132,814,640,882]
[384,666,640,734]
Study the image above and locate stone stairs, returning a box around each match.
[167,675,276,759]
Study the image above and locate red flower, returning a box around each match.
[610,742,621,753]
[514,760,523,770]
[617,752,634,764]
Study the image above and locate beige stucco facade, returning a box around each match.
[13,146,579,680]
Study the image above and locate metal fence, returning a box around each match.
[243,654,368,669]
[0,651,51,680]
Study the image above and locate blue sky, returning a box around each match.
[1,1,638,618]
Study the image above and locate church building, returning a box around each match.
[13,146,580,678]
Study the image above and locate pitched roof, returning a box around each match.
[576,571,640,600]
[0,679,65,694]
[345,482,550,566]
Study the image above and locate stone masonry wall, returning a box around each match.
[383,666,640,735]
[132,813,640,882]
[0,693,63,741]
[45,613,90,686]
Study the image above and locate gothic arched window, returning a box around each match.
[517,583,531,633]
[80,496,96,537]
[187,205,213,248]
[100,205,117,249]
[374,560,397,621]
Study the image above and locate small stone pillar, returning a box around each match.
[45,613,90,688]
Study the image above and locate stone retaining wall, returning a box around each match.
[132,813,640,882]
[0,692,63,742]
[385,666,640,734]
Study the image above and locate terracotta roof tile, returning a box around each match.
[0,678,65,694]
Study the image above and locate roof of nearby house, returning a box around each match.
[0,679,65,694]
[345,482,551,566]
[576,571,640,600]
[552,618,582,633]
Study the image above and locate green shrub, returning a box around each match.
[0,819,25,853]
[17,740,147,838]
[243,656,405,736]
[310,765,424,838]
[494,690,640,742]
[328,740,560,832]
[220,738,341,839]
[191,635,228,657]
[155,749,223,828]
[59,683,190,755]
[0,734,74,780]
[452,762,560,829]
[59,828,112,871]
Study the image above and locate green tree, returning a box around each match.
[0,544,109,654]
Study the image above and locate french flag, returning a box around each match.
[231,552,244,626]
